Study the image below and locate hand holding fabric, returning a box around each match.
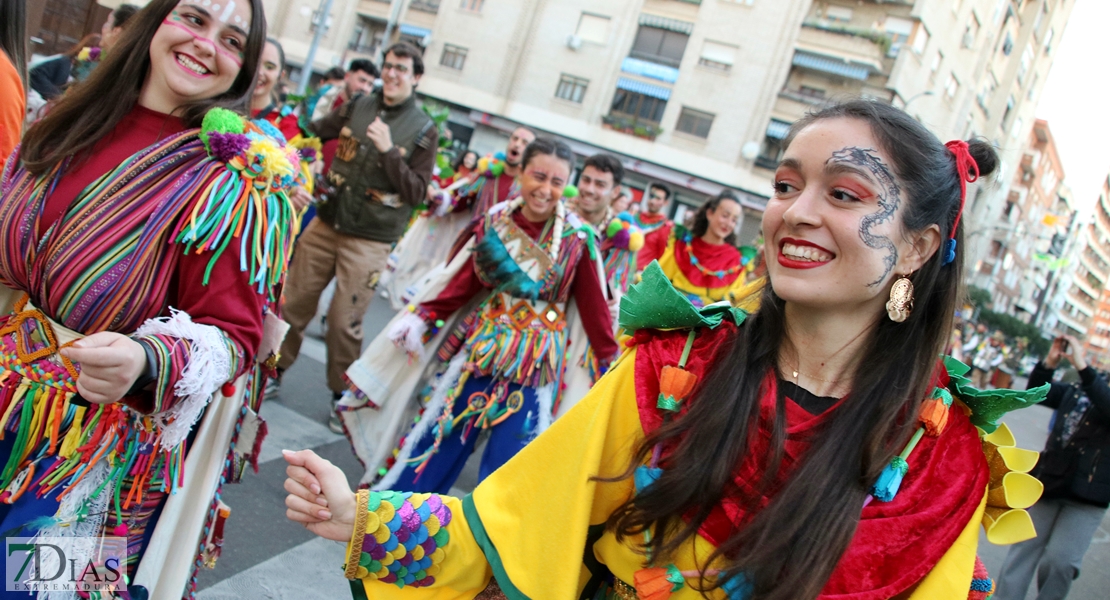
[282,449,357,542]
[59,332,146,404]
[289,186,313,211]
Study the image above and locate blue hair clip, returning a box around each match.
[942,239,957,265]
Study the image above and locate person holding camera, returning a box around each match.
[995,334,1110,600]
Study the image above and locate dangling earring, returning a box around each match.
[886,275,914,323]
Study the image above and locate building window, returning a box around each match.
[630,26,689,67]
[824,5,853,23]
[576,13,611,44]
[963,14,980,49]
[883,17,914,56]
[676,107,714,139]
[1001,94,1015,128]
[798,85,826,99]
[944,73,959,100]
[1000,31,1014,56]
[440,44,467,70]
[459,0,483,12]
[977,72,997,115]
[555,74,589,103]
[1018,43,1034,83]
[930,50,943,78]
[349,17,386,55]
[610,89,667,125]
[911,23,929,55]
[698,40,737,71]
[1044,28,1054,54]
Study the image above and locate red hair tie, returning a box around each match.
[942,140,979,265]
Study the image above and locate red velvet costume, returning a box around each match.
[635,212,674,269]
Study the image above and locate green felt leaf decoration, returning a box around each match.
[943,356,1048,433]
[619,261,747,332]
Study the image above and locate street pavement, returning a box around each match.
[193,295,1110,599]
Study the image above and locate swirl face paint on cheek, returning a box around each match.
[826,147,902,287]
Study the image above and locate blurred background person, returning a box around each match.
[0,0,25,161]
[29,33,100,99]
[100,3,139,52]
[996,335,1110,600]
[611,185,633,214]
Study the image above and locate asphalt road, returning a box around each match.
[193,293,1110,599]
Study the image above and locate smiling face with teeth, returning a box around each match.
[763,118,939,317]
[141,1,252,113]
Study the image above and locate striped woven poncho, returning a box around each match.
[0,107,304,591]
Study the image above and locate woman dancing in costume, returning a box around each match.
[0,1,300,597]
[284,100,1047,598]
[338,138,619,495]
[656,191,757,308]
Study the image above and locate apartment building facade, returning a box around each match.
[1078,178,1110,365]
[265,0,1072,248]
[974,119,1068,320]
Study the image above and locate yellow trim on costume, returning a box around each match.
[908,489,987,599]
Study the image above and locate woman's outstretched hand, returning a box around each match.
[283,449,358,542]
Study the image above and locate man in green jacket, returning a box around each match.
[276,42,437,432]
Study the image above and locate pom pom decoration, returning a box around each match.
[490,162,504,177]
[206,132,251,163]
[628,230,645,252]
[477,157,491,174]
[493,151,506,161]
[605,213,645,251]
[561,184,579,199]
[200,107,246,153]
[252,118,287,146]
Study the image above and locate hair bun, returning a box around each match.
[965,137,999,178]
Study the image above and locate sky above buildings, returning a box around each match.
[1035,0,1109,214]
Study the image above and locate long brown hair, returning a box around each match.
[20,0,267,175]
[605,100,999,599]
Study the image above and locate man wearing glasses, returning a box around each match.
[274,43,437,433]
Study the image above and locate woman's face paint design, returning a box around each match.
[763,118,914,315]
[146,1,252,108]
[826,147,902,286]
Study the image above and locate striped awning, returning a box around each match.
[766,119,792,140]
[616,77,672,100]
[638,13,695,35]
[792,51,870,81]
[399,24,431,38]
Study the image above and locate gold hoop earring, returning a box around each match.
[887,275,914,323]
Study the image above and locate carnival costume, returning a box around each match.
[657,226,759,308]
[380,153,520,310]
[340,197,619,494]
[634,211,673,270]
[338,263,1046,598]
[0,106,302,598]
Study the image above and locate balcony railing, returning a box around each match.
[347,41,380,55]
[602,115,662,141]
[409,0,440,13]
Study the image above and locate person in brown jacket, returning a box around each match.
[274,42,436,432]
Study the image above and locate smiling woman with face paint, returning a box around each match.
[656,191,760,309]
[281,100,1052,598]
[0,0,303,597]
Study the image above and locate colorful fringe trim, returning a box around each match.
[346,489,451,588]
